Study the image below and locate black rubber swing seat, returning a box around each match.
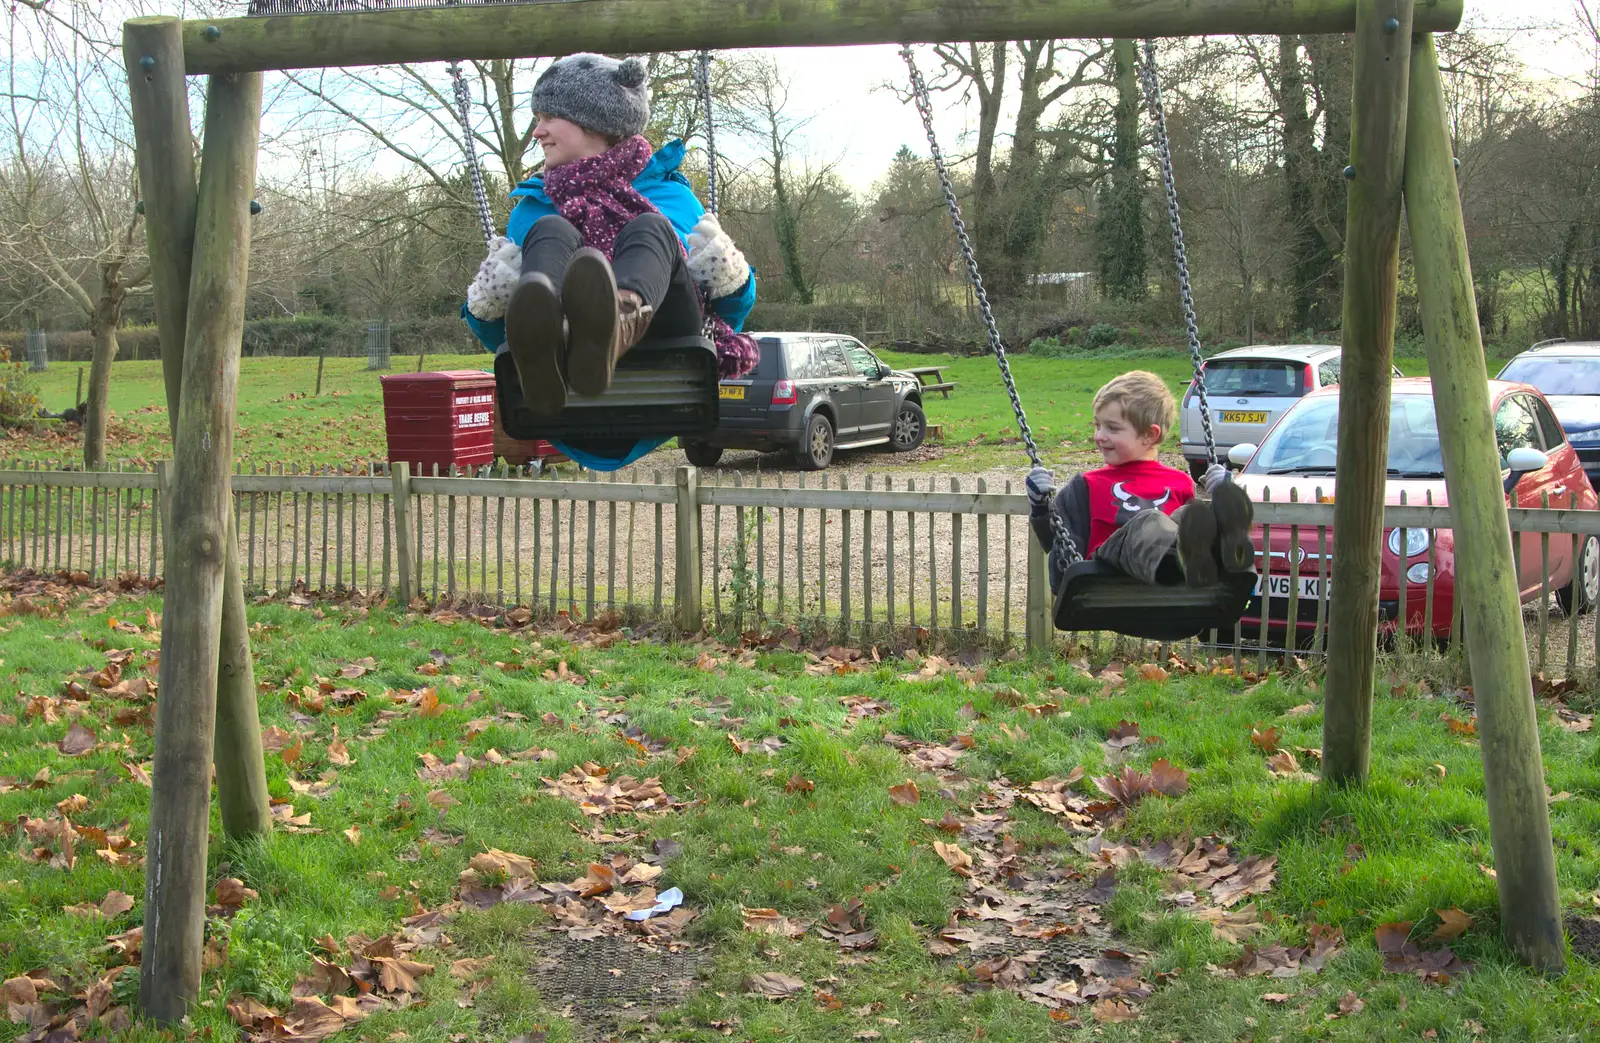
[494,334,720,443]
[1052,559,1258,642]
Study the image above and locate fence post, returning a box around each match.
[675,465,702,633]
[391,461,414,606]
[155,460,173,574]
[1026,531,1049,653]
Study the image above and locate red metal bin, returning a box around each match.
[380,370,496,474]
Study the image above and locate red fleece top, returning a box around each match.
[1081,459,1195,554]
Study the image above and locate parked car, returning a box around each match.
[680,332,927,470]
[1225,378,1600,639]
[1495,340,1600,489]
[1179,344,1404,481]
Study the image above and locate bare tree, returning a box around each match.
[923,39,1112,298]
[0,0,150,466]
[737,60,860,305]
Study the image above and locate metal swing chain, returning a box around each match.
[901,46,1082,567]
[1136,40,1217,467]
[692,50,723,340]
[448,60,497,249]
[695,50,719,216]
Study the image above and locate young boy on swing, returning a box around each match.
[1027,371,1254,594]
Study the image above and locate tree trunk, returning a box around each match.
[84,321,118,470]
[1280,36,1325,331]
[968,43,1007,291]
[772,167,813,304]
[1097,39,1147,301]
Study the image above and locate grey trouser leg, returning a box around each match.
[1094,505,1185,584]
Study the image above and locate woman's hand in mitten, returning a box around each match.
[685,213,749,300]
[466,236,522,321]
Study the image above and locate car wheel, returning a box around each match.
[890,401,926,452]
[1558,534,1600,616]
[682,441,723,468]
[796,413,834,471]
[1188,459,1209,482]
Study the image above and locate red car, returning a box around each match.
[1227,378,1600,639]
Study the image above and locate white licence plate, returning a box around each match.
[1253,574,1329,599]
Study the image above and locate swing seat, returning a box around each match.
[495,334,720,442]
[1053,560,1257,642]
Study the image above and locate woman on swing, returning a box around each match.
[462,53,758,470]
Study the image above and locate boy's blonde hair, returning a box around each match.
[1093,370,1177,437]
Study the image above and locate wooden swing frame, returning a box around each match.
[124,0,1566,1023]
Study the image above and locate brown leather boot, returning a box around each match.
[563,247,654,398]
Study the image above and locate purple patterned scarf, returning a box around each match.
[544,136,758,379]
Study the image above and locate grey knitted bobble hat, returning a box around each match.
[531,53,651,141]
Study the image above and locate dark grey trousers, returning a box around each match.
[1094,505,1190,585]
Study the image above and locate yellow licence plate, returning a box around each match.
[719,384,745,400]
[1221,411,1268,423]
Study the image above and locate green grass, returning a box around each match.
[2,583,1599,1041]
[6,350,1437,475]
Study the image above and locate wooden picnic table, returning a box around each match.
[905,365,958,398]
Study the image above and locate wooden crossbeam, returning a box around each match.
[178,0,1464,75]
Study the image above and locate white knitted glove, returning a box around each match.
[466,235,522,321]
[1203,462,1230,493]
[685,213,749,300]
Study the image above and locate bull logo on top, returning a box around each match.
[1111,482,1172,527]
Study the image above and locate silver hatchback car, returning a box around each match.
[1178,344,1403,480]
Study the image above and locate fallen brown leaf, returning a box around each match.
[933,840,974,877]
[887,780,921,806]
[58,722,97,756]
[744,972,806,999]
[1430,907,1473,942]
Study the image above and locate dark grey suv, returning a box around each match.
[680,332,927,470]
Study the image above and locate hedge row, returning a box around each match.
[4,302,987,364]
[0,316,487,364]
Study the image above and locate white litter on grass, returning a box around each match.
[625,887,684,921]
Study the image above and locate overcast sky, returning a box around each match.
[43,1,1590,194]
[756,0,1591,191]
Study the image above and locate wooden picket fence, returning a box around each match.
[1,460,1598,678]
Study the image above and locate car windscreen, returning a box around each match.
[1203,359,1307,397]
[1243,394,1444,476]
[1497,356,1600,397]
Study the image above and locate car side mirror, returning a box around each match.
[1504,446,1549,494]
[1227,443,1258,468]
[878,362,892,379]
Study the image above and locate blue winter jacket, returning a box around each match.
[463,138,756,352]
[462,139,755,470]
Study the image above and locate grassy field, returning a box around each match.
[2,350,1434,474]
[2,579,1599,1041]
